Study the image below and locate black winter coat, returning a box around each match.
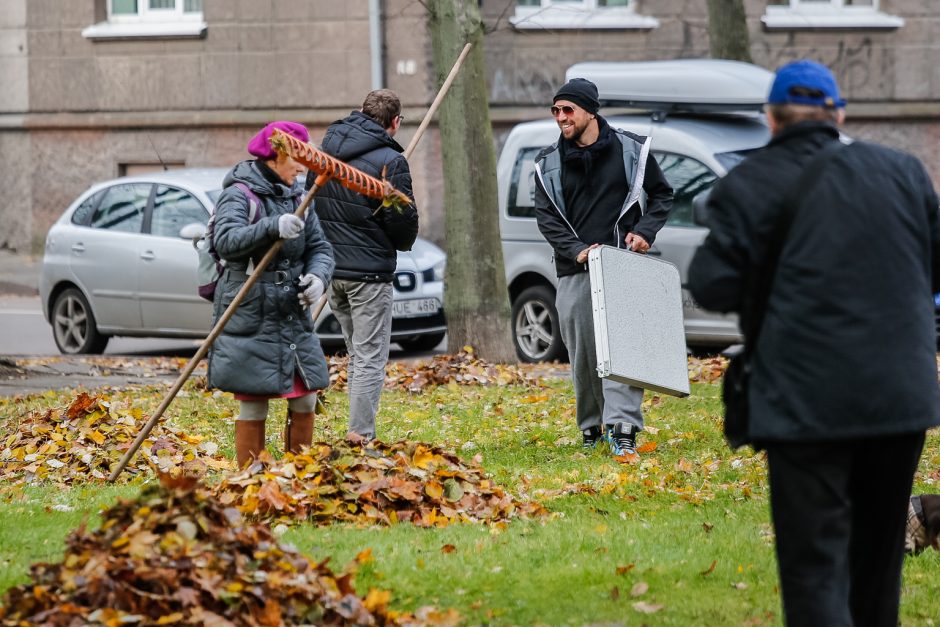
[307,111,418,282]
[689,122,940,441]
[208,160,335,396]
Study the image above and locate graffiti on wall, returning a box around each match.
[757,36,889,99]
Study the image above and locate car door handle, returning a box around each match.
[140,251,156,261]
[647,247,662,256]
[71,243,85,253]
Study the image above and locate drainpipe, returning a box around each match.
[369,0,383,90]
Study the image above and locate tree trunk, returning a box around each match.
[427,0,515,363]
[706,0,753,63]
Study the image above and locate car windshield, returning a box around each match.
[714,149,758,172]
[207,190,222,205]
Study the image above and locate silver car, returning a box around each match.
[39,168,446,355]
[498,59,773,362]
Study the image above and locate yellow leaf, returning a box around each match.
[156,613,185,625]
[363,588,390,612]
[413,445,435,469]
[88,430,106,445]
[425,482,444,500]
[521,394,550,404]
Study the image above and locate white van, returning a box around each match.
[497,60,773,362]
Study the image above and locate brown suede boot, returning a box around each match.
[234,420,266,469]
[285,410,315,454]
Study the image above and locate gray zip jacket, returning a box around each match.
[534,127,673,277]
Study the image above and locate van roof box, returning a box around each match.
[564,59,773,113]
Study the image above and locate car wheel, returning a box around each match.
[51,287,109,355]
[512,285,566,363]
[398,332,446,353]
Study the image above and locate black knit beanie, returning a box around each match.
[553,78,600,114]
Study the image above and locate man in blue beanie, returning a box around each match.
[533,77,674,459]
[689,59,940,625]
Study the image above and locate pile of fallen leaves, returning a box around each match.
[329,348,540,393]
[0,475,457,626]
[213,438,548,528]
[686,355,728,384]
[0,392,229,484]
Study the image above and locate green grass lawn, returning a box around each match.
[1,377,938,625]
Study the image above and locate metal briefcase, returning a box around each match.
[587,245,690,397]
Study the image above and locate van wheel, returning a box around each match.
[512,285,566,363]
[51,288,109,355]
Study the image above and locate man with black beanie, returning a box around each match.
[533,77,674,458]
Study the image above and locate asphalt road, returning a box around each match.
[0,295,446,357]
[0,295,447,397]
[0,295,206,356]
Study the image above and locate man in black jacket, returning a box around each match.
[534,78,673,458]
[307,89,418,440]
[689,60,940,626]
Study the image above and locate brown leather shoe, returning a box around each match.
[285,410,314,454]
[234,420,266,469]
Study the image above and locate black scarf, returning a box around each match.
[560,115,613,173]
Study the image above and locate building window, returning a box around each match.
[83,0,207,40]
[762,0,903,29]
[511,0,659,30]
[109,0,203,22]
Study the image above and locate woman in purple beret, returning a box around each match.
[207,121,335,468]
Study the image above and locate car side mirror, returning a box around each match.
[179,222,206,241]
[692,190,712,228]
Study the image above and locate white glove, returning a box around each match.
[278,214,305,240]
[297,274,324,308]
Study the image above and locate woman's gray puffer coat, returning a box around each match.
[207,159,335,395]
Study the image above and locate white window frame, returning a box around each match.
[82,1,207,41]
[510,0,659,31]
[762,0,903,29]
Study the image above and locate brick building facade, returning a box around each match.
[1,0,937,252]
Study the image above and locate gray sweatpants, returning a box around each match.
[556,272,644,432]
[329,279,393,439]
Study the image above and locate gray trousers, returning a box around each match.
[330,279,393,439]
[556,272,644,432]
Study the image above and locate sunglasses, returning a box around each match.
[397,114,406,124]
[550,104,577,117]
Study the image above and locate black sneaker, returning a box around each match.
[605,423,639,457]
[582,426,602,449]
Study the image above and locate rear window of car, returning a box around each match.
[71,189,106,226]
[90,183,151,233]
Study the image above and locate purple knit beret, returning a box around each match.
[246,120,310,159]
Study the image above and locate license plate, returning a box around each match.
[392,298,440,318]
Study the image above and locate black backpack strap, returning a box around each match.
[743,139,847,351]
